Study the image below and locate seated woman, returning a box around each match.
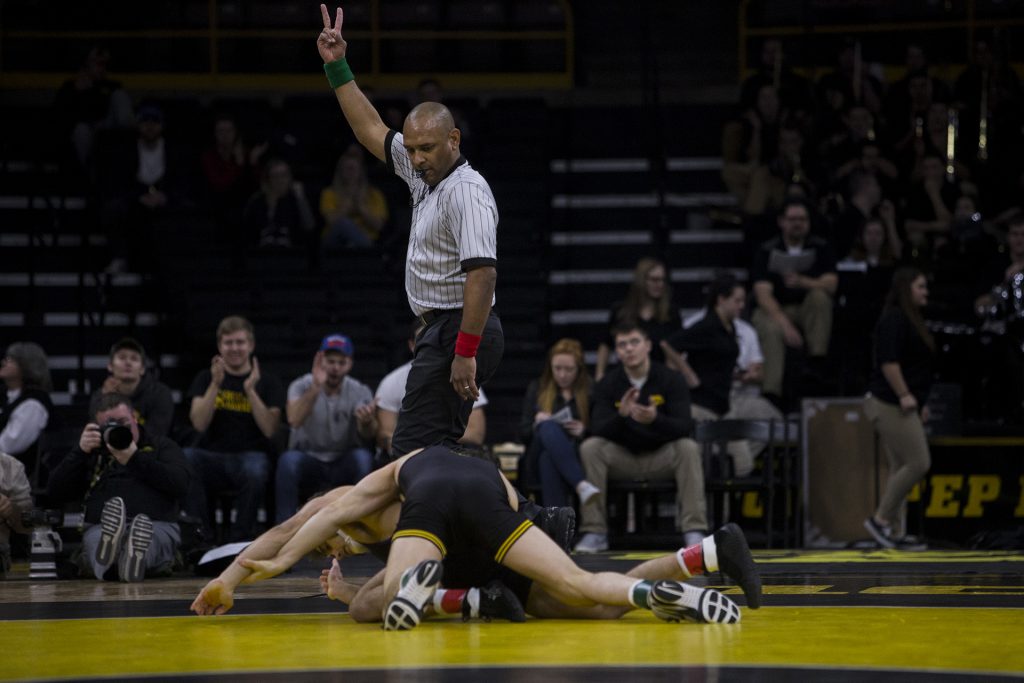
[0,342,54,478]
[518,339,598,507]
[319,146,389,248]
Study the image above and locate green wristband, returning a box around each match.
[324,58,355,89]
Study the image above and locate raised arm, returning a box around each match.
[318,4,389,161]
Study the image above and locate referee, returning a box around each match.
[317,5,504,458]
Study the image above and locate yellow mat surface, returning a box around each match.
[5,607,1024,680]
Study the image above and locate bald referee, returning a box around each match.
[317,5,503,458]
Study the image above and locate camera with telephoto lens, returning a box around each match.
[100,420,133,450]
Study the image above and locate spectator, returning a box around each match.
[829,170,901,261]
[954,37,1023,211]
[242,158,316,247]
[930,194,999,321]
[54,46,134,168]
[722,84,782,210]
[681,306,783,453]
[518,338,597,508]
[863,268,934,551]
[904,153,959,259]
[47,394,189,581]
[745,125,820,216]
[574,324,705,553]
[415,77,476,157]
[89,338,174,439]
[816,37,884,117]
[885,44,951,129]
[376,322,488,455]
[975,213,1024,316]
[900,102,973,183]
[319,146,389,248]
[739,38,815,120]
[826,106,899,194]
[200,113,264,242]
[596,257,681,381]
[835,216,902,394]
[0,342,53,476]
[276,334,376,523]
[666,274,751,477]
[0,452,33,578]
[183,316,284,542]
[887,54,950,163]
[96,103,193,273]
[751,198,838,402]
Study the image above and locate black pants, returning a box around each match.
[390,310,504,458]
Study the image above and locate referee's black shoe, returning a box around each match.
[467,580,527,623]
[521,498,576,554]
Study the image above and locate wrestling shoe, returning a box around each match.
[537,506,576,554]
[383,560,444,631]
[95,496,126,566]
[118,513,153,582]
[468,580,526,623]
[713,523,762,609]
[648,580,741,624]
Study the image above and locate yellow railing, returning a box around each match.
[737,0,1024,84]
[0,0,574,92]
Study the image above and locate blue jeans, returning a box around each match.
[274,448,373,523]
[535,420,585,507]
[183,448,269,543]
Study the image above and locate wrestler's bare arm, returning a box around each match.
[242,457,411,580]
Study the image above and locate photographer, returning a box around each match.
[0,451,33,578]
[47,394,189,582]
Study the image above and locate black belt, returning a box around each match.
[418,308,462,325]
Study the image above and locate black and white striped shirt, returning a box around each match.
[385,130,498,315]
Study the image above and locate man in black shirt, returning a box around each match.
[47,394,189,582]
[667,274,752,476]
[183,316,285,542]
[751,198,838,399]
[574,324,707,553]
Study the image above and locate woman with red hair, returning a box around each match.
[518,339,599,508]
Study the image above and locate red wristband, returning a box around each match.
[455,331,482,358]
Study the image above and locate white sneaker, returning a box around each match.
[683,530,705,548]
[383,560,444,631]
[573,532,609,554]
[576,480,601,506]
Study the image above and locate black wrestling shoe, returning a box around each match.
[467,580,526,623]
[383,560,443,631]
[536,506,576,554]
[714,523,762,609]
[518,497,576,554]
[648,580,741,624]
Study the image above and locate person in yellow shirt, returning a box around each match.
[319,146,388,247]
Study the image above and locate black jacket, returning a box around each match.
[88,373,175,438]
[47,427,190,524]
[589,362,693,454]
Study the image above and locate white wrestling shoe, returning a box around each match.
[383,560,444,631]
[648,580,742,624]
